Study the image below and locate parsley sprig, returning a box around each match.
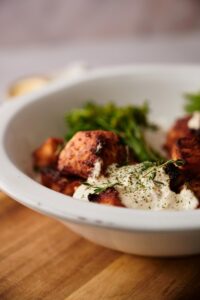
[184,92,200,113]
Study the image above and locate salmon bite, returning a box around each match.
[33,97,200,210]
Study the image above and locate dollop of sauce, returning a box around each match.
[188,112,200,130]
[73,164,198,210]
[91,159,102,178]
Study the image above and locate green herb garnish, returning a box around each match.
[140,161,156,171]
[140,159,185,183]
[65,101,162,162]
[83,159,185,195]
[83,182,118,194]
[153,180,165,186]
[184,92,200,113]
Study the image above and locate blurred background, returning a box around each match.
[1,0,200,96]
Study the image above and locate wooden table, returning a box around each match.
[1,191,200,300]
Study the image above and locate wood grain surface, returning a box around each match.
[1,191,200,300]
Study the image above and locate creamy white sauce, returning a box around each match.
[91,159,102,178]
[73,164,198,210]
[96,142,103,153]
[188,112,200,130]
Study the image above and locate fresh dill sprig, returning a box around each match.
[140,159,185,184]
[153,180,165,186]
[83,182,118,194]
[83,159,185,194]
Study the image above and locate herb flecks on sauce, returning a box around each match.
[73,159,198,210]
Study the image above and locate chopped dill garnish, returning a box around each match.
[82,159,185,195]
[153,180,165,186]
[83,182,118,194]
[140,159,185,184]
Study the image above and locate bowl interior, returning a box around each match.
[4,67,200,176]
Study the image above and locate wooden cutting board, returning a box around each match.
[1,191,200,300]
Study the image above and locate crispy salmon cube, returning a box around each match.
[164,161,185,193]
[87,187,124,207]
[58,130,126,179]
[33,137,64,169]
[187,176,200,202]
[171,135,200,174]
[164,116,192,156]
[41,167,82,196]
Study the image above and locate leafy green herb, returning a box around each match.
[140,159,185,183]
[157,159,185,168]
[141,160,162,177]
[148,170,156,180]
[184,92,200,113]
[140,162,151,171]
[153,180,164,186]
[140,161,156,171]
[83,182,118,194]
[83,159,185,195]
[65,101,162,162]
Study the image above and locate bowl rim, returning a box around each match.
[1,63,200,233]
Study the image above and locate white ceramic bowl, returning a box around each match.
[0,65,200,257]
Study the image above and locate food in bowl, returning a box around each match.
[32,92,200,211]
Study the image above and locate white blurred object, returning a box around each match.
[6,62,89,99]
[2,34,200,101]
[53,61,89,80]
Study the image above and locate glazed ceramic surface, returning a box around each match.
[0,65,200,256]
